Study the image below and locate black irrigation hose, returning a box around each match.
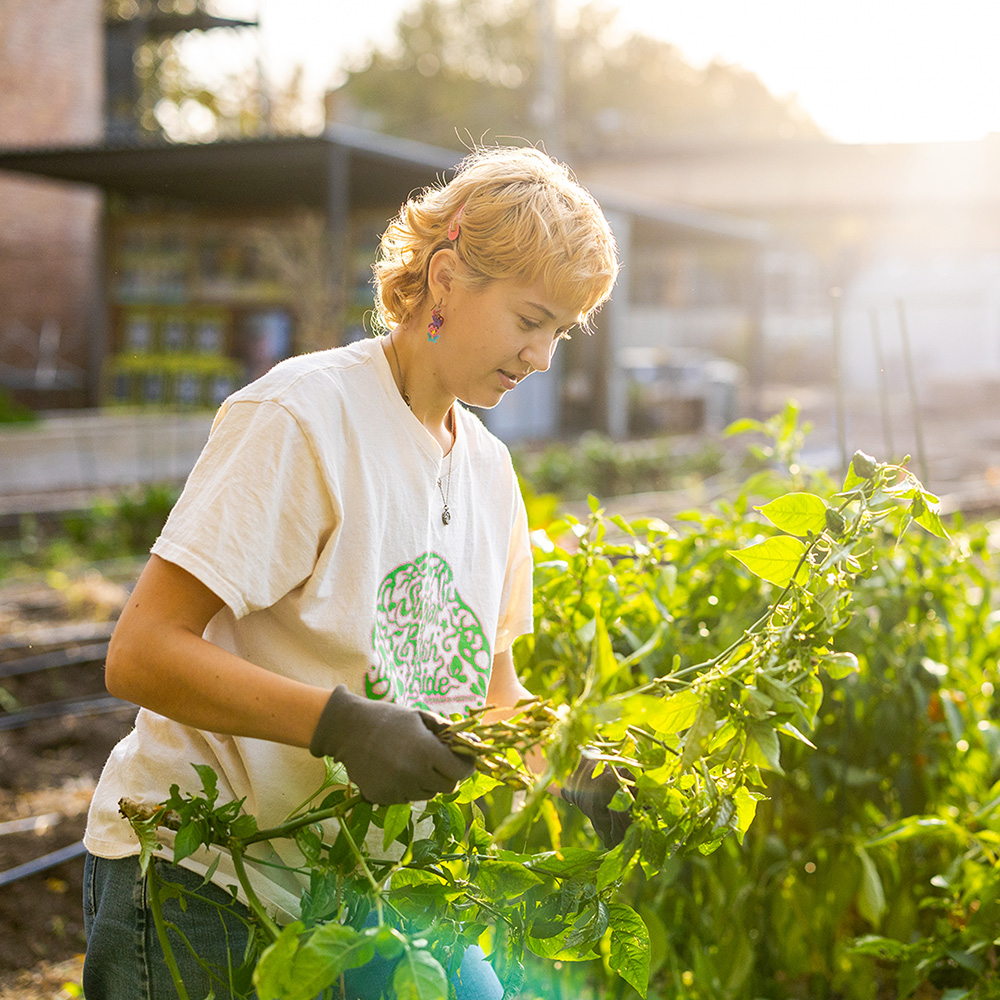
[0,840,87,888]
[0,642,109,679]
[0,693,132,731]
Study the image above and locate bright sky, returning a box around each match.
[201,0,1000,144]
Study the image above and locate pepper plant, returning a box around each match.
[122,431,947,1000]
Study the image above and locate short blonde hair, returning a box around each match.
[372,145,619,332]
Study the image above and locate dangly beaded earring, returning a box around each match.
[427,304,443,343]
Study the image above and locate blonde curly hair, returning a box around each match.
[371,145,619,332]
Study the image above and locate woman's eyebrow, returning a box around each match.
[524,301,556,319]
[523,301,556,319]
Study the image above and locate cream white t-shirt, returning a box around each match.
[84,336,534,920]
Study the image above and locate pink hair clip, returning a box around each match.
[448,203,465,240]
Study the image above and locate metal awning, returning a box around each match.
[0,124,459,210]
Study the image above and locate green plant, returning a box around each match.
[0,483,181,580]
[0,387,37,424]
[122,426,950,999]
[514,432,726,499]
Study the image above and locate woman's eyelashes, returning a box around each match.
[518,316,574,341]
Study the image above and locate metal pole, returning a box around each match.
[868,306,894,459]
[534,0,562,156]
[831,287,848,474]
[895,297,929,483]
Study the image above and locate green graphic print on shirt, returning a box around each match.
[367,552,491,711]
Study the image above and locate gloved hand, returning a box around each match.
[560,752,633,849]
[310,685,475,804]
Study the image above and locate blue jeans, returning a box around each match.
[83,852,503,1000]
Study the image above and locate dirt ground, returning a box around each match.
[0,581,135,999]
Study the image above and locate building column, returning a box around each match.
[324,142,350,345]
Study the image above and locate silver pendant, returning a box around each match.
[441,505,451,525]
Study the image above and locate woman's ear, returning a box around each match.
[427,248,461,302]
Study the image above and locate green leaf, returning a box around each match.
[847,934,912,961]
[756,492,828,535]
[475,859,544,900]
[746,721,784,774]
[295,923,375,999]
[191,763,219,803]
[777,722,817,749]
[730,535,808,587]
[820,651,860,679]
[865,817,951,846]
[640,689,699,735]
[591,612,617,685]
[527,848,604,880]
[680,703,717,771]
[383,802,412,851]
[122,804,162,876]
[254,922,303,1000]
[256,921,376,1000]
[607,903,650,998]
[392,948,448,1000]
[322,756,350,787]
[914,493,949,538]
[725,417,765,437]
[596,842,627,891]
[453,768,503,802]
[856,845,886,927]
[172,821,204,864]
[733,786,763,842]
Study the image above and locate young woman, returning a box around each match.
[82,144,620,999]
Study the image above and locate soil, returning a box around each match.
[0,577,136,999]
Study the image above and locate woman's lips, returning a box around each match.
[498,369,520,390]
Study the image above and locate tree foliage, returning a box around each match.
[331,0,822,153]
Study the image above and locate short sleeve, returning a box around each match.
[151,400,337,618]
[494,486,534,653]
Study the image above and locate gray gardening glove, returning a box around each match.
[561,751,633,849]
[310,685,474,805]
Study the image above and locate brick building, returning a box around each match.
[0,0,104,408]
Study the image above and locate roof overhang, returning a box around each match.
[0,124,459,210]
[593,185,770,244]
[0,124,769,242]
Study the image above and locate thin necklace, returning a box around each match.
[387,330,411,407]
[437,412,455,525]
[388,330,455,525]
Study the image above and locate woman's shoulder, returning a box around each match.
[209,339,387,443]
[251,339,379,392]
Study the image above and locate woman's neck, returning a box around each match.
[383,324,456,455]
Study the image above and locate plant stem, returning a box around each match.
[147,863,192,1000]
[242,797,362,846]
[337,818,384,924]
[229,846,281,942]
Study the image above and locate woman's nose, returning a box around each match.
[520,335,555,373]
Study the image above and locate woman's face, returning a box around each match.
[431,275,579,410]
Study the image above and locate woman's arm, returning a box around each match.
[482,647,534,722]
[105,554,328,747]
